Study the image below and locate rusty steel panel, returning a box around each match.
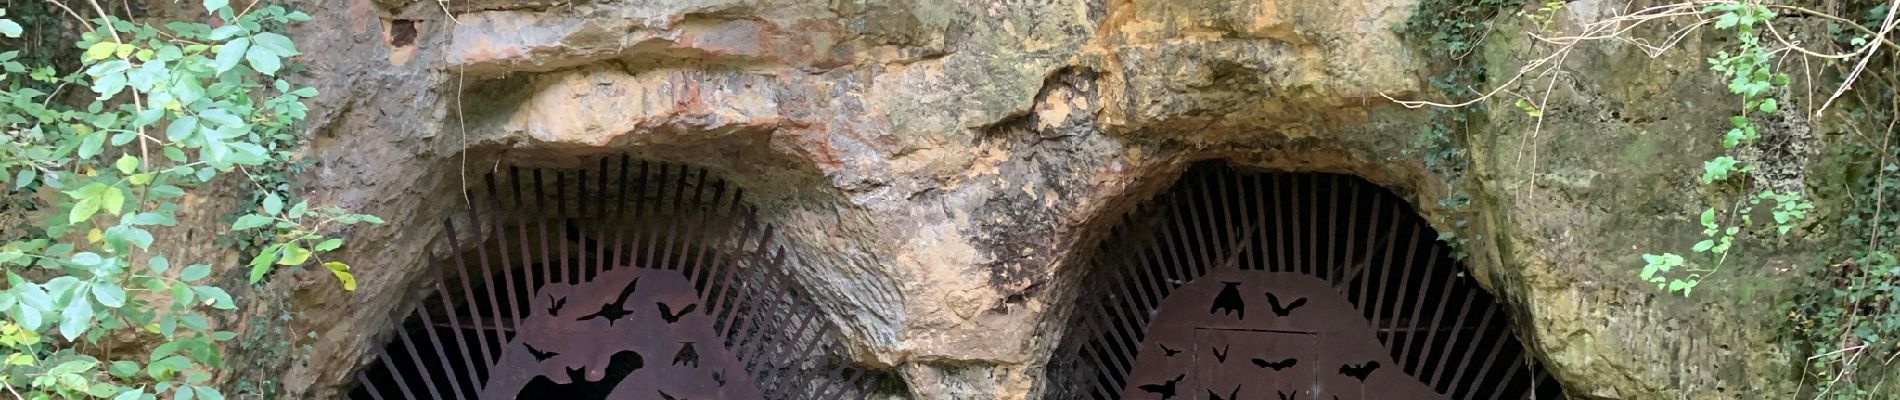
[1049,165,1566,400]
[351,157,888,400]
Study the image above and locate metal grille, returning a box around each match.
[350,157,890,400]
[1047,164,1565,400]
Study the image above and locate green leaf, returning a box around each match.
[174,385,194,400]
[179,264,212,281]
[278,245,311,266]
[0,18,21,38]
[60,295,95,340]
[193,287,235,310]
[166,116,200,141]
[149,255,170,274]
[195,387,224,400]
[85,41,119,61]
[244,44,282,75]
[117,154,139,174]
[288,200,308,219]
[313,238,343,252]
[325,262,356,291]
[1692,240,1715,253]
[250,32,297,56]
[1759,98,1779,113]
[108,361,141,378]
[263,194,283,215]
[72,252,103,266]
[13,168,34,190]
[92,283,126,308]
[203,0,228,12]
[212,37,249,74]
[113,389,143,400]
[231,214,272,231]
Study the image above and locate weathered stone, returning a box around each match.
[127,0,1852,398]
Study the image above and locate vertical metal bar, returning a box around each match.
[595,157,611,277]
[1383,224,1424,345]
[631,161,649,267]
[1306,173,1321,275]
[1272,173,1290,272]
[1249,174,1267,271]
[1396,245,1442,368]
[1288,174,1303,275]
[1484,352,1530,400]
[1126,216,1167,311]
[1335,182,1362,286]
[1350,197,1387,303]
[717,227,775,334]
[438,218,494,384]
[576,169,589,280]
[644,164,669,268]
[687,182,732,292]
[1366,206,1410,323]
[355,370,389,400]
[411,305,468,400]
[373,346,420,400]
[1214,167,1239,271]
[680,169,709,270]
[1464,321,1518,397]
[611,156,632,273]
[391,312,446,400]
[1325,175,1342,277]
[701,205,754,310]
[556,171,573,284]
[485,174,525,331]
[1418,290,1478,382]
[512,168,540,313]
[461,199,508,337]
[1427,298,1494,388]
[533,169,556,287]
[426,257,484,391]
[1161,193,1197,285]
[658,165,689,271]
[1445,300,1501,396]
[1183,172,1217,277]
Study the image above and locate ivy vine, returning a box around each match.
[0,1,372,398]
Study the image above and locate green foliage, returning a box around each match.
[1398,0,1526,257]
[0,3,373,398]
[1632,2,1806,299]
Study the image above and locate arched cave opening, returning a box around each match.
[346,156,899,399]
[1046,162,1567,400]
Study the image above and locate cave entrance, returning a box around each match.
[1047,163,1567,400]
[348,157,890,400]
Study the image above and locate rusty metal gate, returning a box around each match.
[349,157,890,399]
[1048,164,1566,400]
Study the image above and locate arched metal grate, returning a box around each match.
[350,156,892,400]
[1046,163,1565,400]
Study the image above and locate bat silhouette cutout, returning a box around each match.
[515,350,643,399]
[1137,373,1185,399]
[1251,357,1297,371]
[658,301,698,324]
[672,342,700,368]
[1207,384,1240,400]
[578,277,640,325]
[1209,281,1246,319]
[1265,291,1307,317]
[1339,361,1380,381]
[547,295,567,316]
[523,342,560,362]
[1212,343,1230,363]
[713,369,726,387]
[1277,390,1298,400]
[1158,343,1183,357]
[658,390,683,400]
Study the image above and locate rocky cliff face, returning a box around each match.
[161,0,1839,398]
